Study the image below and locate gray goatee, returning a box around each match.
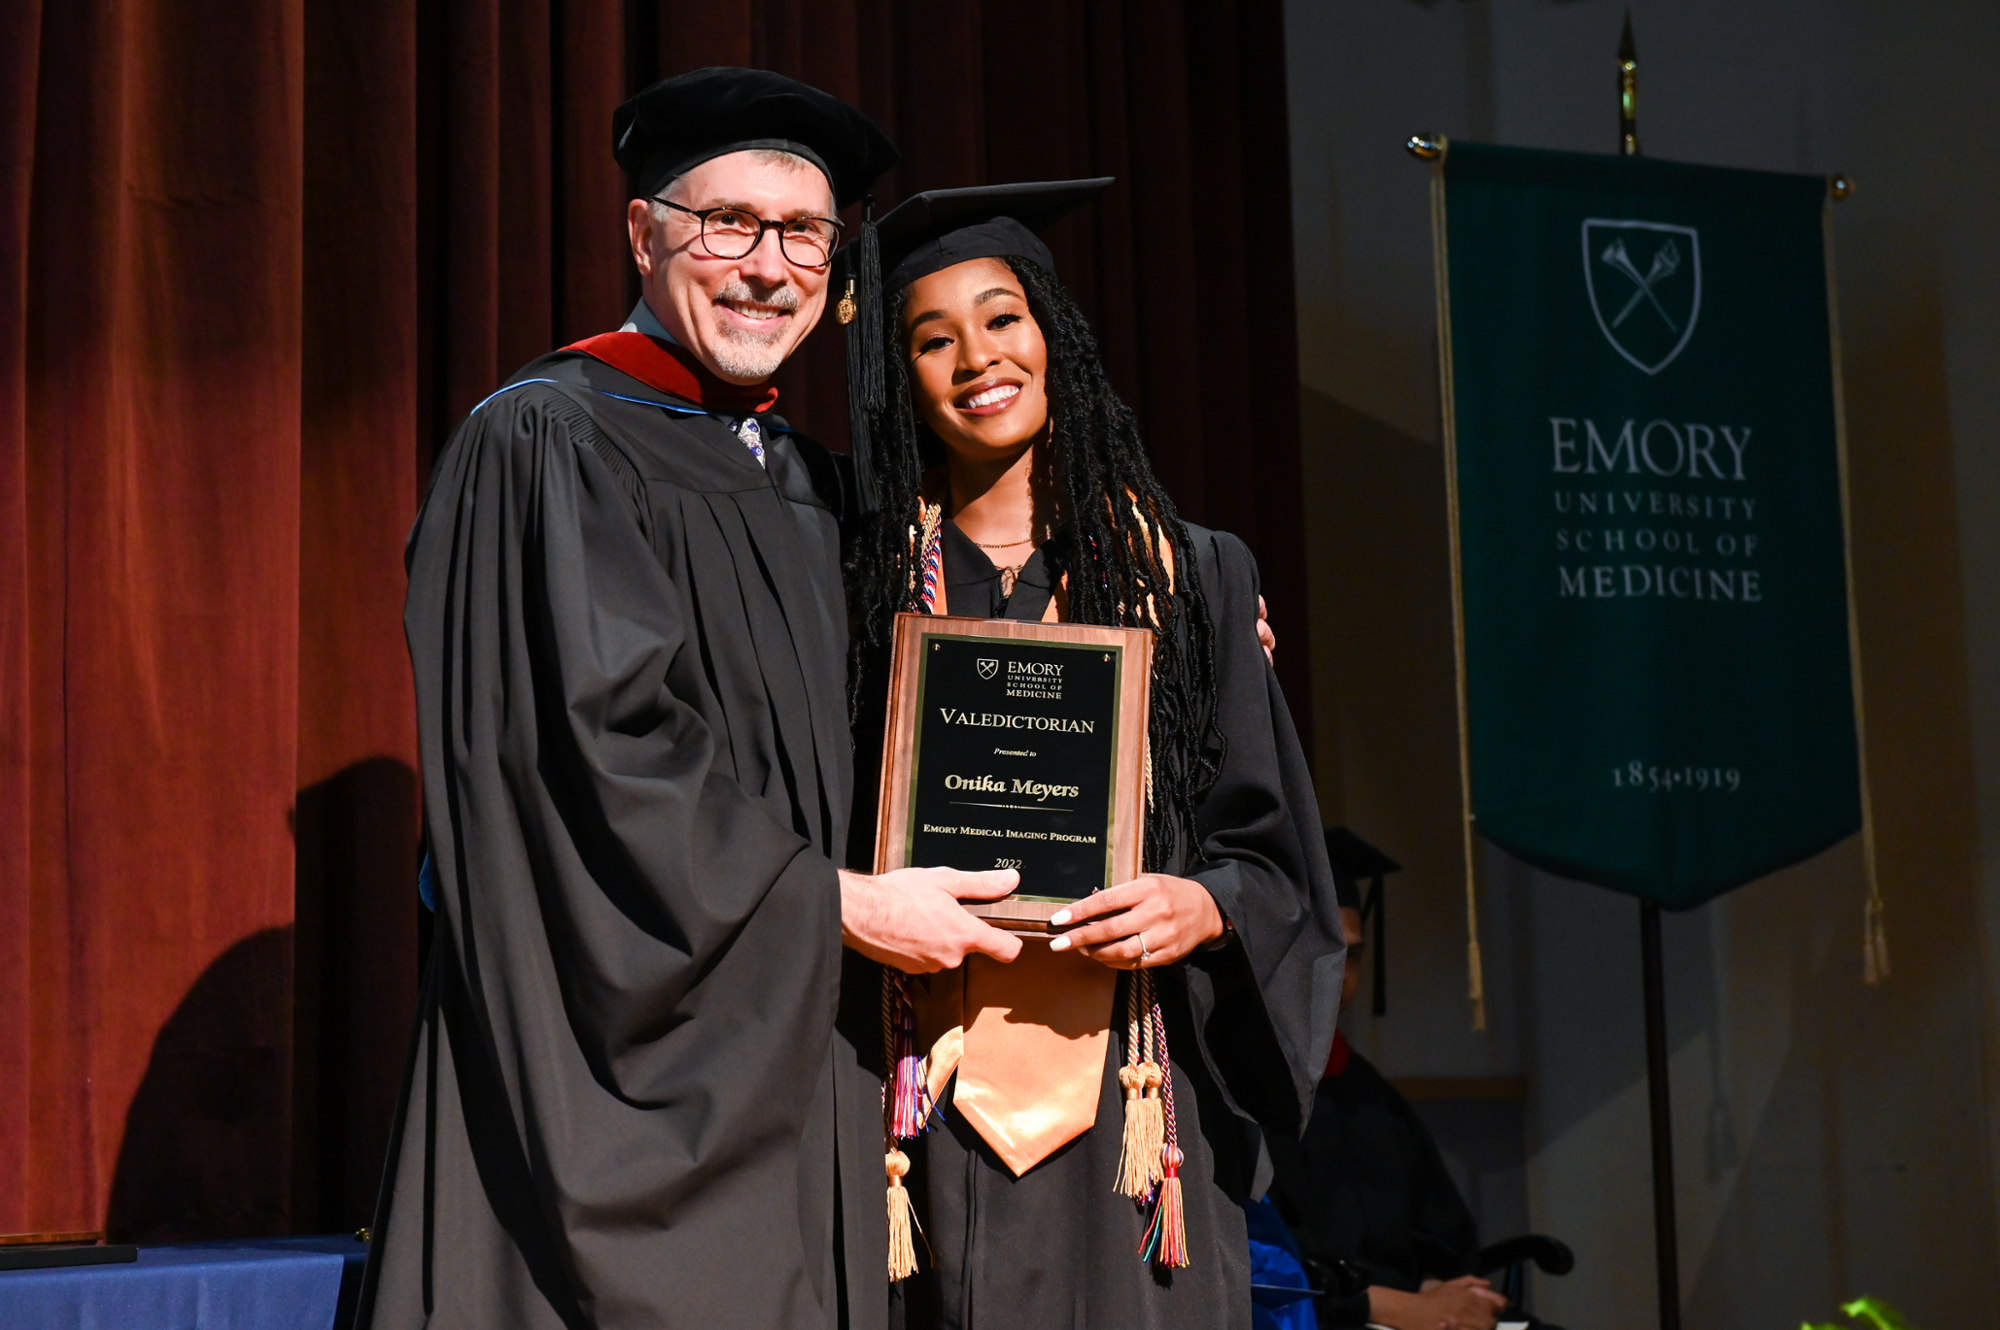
[709,281,801,380]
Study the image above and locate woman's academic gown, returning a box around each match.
[890,521,1345,1330]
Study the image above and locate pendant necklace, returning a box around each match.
[968,530,1036,598]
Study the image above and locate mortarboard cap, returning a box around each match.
[839,177,1112,513]
[874,177,1115,293]
[1323,826,1400,907]
[1323,826,1400,1016]
[614,67,897,208]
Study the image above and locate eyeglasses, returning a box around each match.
[651,196,844,269]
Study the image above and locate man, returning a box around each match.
[356,68,1025,1330]
[1264,856,1509,1330]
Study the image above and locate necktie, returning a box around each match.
[734,415,766,467]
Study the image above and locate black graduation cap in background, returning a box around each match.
[613,67,897,207]
[837,178,1113,512]
[1323,826,1402,1017]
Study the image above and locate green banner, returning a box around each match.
[1438,142,1859,909]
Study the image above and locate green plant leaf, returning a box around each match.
[1841,1297,1913,1330]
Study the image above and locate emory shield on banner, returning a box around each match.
[1436,142,1860,909]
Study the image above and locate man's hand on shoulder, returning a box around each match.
[1368,1276,1508,1330]
[840,867,1023,972]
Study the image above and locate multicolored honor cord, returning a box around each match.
[1116,968,1189,1269]
[883,967,930,1281]
[886,499,947,1282]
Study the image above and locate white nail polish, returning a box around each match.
[1050,910,1071,926]
[1049,936,1071,951]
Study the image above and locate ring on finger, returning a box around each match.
[1137,931,1151,966]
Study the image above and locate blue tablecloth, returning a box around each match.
[0,1235,366,1330]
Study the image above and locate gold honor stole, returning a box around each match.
[915,946,1115,1175]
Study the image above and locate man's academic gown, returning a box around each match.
[890,523,1345,1330]
[1263,1034,1481,1327]
[356,347,885,1330]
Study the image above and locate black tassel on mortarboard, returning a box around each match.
[841,199,885,513]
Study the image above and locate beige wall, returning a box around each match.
[1283,1,2000,1324]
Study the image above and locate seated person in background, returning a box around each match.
[1263,873,1508,1330]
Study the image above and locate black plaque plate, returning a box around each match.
[909,634,1120,899]
[876,615,1152,931]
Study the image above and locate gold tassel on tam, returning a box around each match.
[886,1149,918,1281]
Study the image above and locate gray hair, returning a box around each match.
[652,149,833,213]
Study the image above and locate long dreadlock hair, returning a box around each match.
[845,256,1224,871]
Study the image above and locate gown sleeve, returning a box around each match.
[1403,1097,1481,1280]
[403,383,842,1312]
[1179,529,1346,1138]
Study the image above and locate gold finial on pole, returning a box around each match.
[1406,134,1445,162]
[1618,10,1639,157]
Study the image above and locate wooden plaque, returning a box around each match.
[875,613,1153,932]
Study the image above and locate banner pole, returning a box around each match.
[1421,134,1486,1033]
[1640,901,1682,1330]
[1823,186,1887,982]
[1638,889,1682,1330]
[1617,16,1683,1327]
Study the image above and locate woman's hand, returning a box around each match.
[1045,875,1225,968]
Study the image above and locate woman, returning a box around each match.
[845,180,1343,1329]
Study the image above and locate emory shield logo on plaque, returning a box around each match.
[976,658,999,680]
[1581,219,1702,376]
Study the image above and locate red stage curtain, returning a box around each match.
[0,0,1308,1239]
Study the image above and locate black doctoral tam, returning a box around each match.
[615,66,897,206]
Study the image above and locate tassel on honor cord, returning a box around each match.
[1116,969,1188,1269]
[1113,736,1186,1268]
[1136,982,1189,1268]
[883,968,933,1281]
[1115,969,1164,1197]
[886,1147,917,1282]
